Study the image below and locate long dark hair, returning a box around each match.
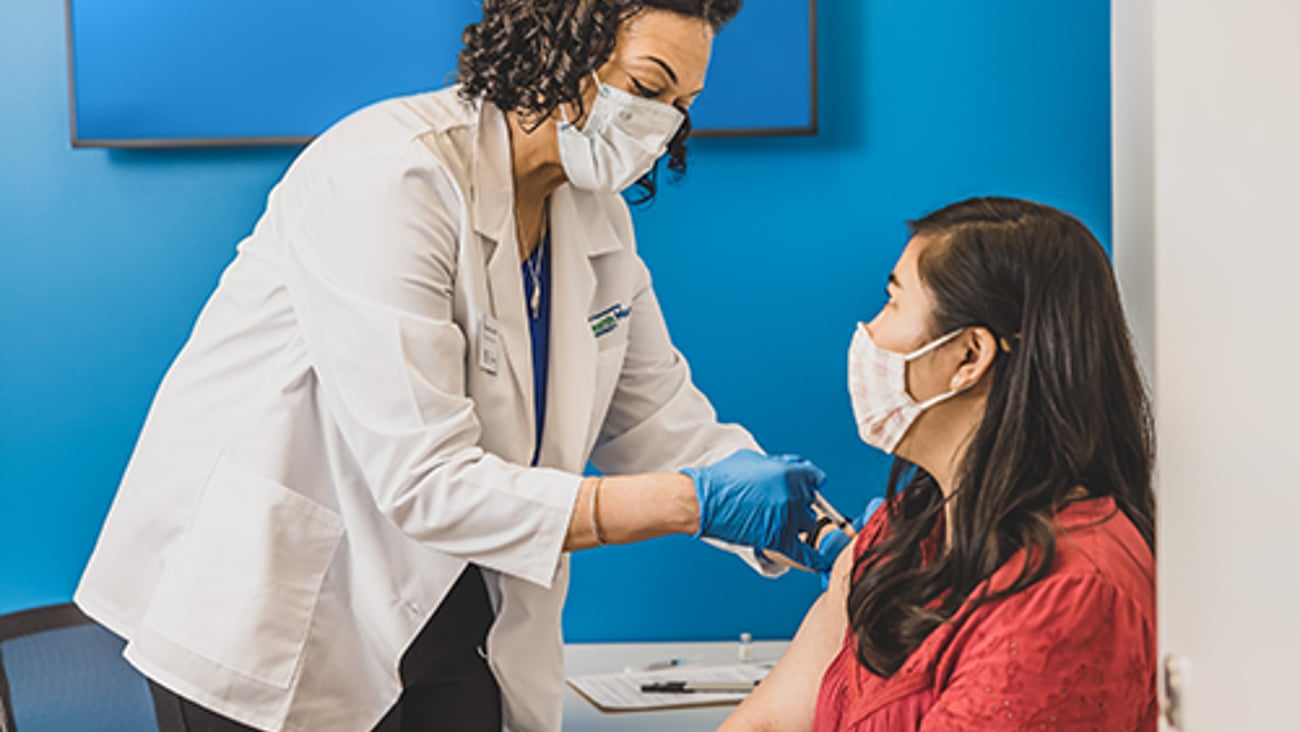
[847,197,1155,677]
[457,0,741,203]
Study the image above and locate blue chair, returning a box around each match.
[0,603,177,732]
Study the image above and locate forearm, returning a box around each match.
[563,473,700,551]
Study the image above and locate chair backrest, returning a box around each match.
[0,604,159,732]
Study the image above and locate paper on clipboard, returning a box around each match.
[567,663,771,712]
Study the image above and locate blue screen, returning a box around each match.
[67,0,816,145]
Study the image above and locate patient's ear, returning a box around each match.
[948,327,998,393]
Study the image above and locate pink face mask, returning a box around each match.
[847,324,966,454]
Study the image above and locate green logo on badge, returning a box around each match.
[588,304,631,338]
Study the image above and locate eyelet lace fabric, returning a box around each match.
[814,498,1158,731]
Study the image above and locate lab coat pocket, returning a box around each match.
[595,329,629,353]
[593,342,627,397]
[586,344,628,453]
[142,458,344,689]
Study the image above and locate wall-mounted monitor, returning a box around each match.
[65,0,817,148]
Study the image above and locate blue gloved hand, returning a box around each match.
[816,497,886,590]
[682,450,830,573]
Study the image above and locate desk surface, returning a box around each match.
[562,640,789,732]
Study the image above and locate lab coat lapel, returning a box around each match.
[538,187,624,470]
[473,103,535,455]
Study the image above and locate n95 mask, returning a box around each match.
[557,73,685,194]
[848,325,967,454]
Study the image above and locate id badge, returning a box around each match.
[478,315,501,376]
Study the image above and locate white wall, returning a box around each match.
[1113,0,1155,386]
[1116,1,1300,728]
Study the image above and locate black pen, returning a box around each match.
[641,680,761,694]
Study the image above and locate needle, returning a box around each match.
[813,492,854,535]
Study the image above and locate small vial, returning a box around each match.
[738,632,753,661]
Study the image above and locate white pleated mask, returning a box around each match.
[557,72,685,193]
[848,325,967,454]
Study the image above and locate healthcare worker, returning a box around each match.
[75,1,834,731]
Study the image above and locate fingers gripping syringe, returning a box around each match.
[812,492,853,533]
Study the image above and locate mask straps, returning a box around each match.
[559,71,607,127]
[902,328,965,362]
[905,329,969,411]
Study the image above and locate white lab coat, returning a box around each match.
[74,87,775,732]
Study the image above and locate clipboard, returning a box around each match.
[566,663,771,712]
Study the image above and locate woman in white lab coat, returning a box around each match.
[74,1,835,731]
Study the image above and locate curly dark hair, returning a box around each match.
[457,0,742,203]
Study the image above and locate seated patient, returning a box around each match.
[723,197,1156,731]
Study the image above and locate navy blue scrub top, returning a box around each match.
[522,231,551,466]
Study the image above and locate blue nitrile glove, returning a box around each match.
[682,450,830,573]
[815,496,886,590]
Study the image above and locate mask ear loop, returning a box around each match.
[915,328,1021,407]
[905,328,969,410]
[903,328,966,361]
[558,71,606,129]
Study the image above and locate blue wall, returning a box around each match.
[0,0,1111,643]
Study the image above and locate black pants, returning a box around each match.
[148,566,501,732]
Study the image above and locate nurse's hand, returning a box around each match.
[812,497,885,590]
[682,450,831,573]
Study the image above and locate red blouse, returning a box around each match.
[813,497,1157,731]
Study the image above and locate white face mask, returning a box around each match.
[848,325,967,454]
[557,72,685,193]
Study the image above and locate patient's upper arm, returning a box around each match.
[718,538,858,732]
[827,531,858,599]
